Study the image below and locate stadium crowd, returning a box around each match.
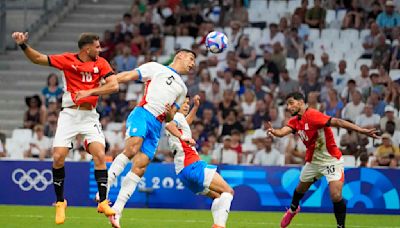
[7,0,400,168]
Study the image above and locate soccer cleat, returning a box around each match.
[54,199,67,225]
[211,225,225,228]
[98,199,116,216]
[281,206,300,228]
[108,210,121,228]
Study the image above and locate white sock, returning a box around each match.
[107,153,130,196]
[212,192,233,227]
[112,171,141,213]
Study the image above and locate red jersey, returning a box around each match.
[48,53,113,108]
[287,108,342,164]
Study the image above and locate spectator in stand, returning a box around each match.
[208,80,223,106]
[164,5,186,36]
[131,27,147,55]
[320,75,334,103]
[24,95,45,129]
[183,4,204,37]
[199,141,212,164]
[279,69,300,99]
[355,103,381,129]
[301,67,321,100]
[307,91,324,112]
[268,106,283,129]
[325,89,344,118]
[371,133,400,167]
[252,101,269,130]
[332,60,351,91]
[384,120,400,147]
[390,35,400,69]
[291,14,311,47]
[270,42,287,72]
[342,0,365,29]
[279,17,290,34]
[294,0,309,23]
[252,75,266,100]
[342,90,366,122]
[253,135,282,166]
[221,109,244,136]
[340,121,369,157]
[260,23,285,53]
[226,21,243,51]
[100,30,115,61]
[139,12,154,36]
[236,35,257,68]
[0,132,7,157]
[223,0,248,27]
[385,82,400,111]
[361,22,380,59]
[285,28,304,59]
[24,124,51,160]
[147,24,164,56]
[372,33,392,69]
[201,107,219,136]
[285,134,306,165]
[241,90,256,116]
[198,69,212,95]
[113,46,137,72]
[298,53,319,82]
[380,105,400,130]
[305,0,326,29]
[340,79,359,103]
[120,13,134,34]
[41,73,63,108]
[211,135,238,165]
[219,70,240,93]
[366,1,382,25]
[109,122,126,159]
[230,130,243,162]
[355,64,372,96]
[44,111,58,138]
[319,52,336,81]
[369,90,387,116]
[376,0,400,39]
[255,51,280,85]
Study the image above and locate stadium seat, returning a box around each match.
[325,10,336,26]
[321,28,340,42]
[360,29,370,39]
[268,1,287,13]
[6,138,25,159]
[157,55,170,64]
[295,58,306,71]
[249,0,267,9]
[106,122,122,132]
[175,36,194,50]
[343,155,356,167]
[340,29,359,42]
[389,69,400,81]
[243,27,262,47]
[247,67,258,78]
[355,59,372,69]
[288,0,301,12]
[164,36,175,56]
[309,28,320,41]
[337,9,347,23]
[333,40,352,53]
[208,67,218,80]
[312,38,332,52]
[286,58,295,70]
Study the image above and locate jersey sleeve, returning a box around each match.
[287,117,297,132]
[48,53,68,70]
[174,87,187,110]
[135,62,158,82]
[309,109,332,128]
[173,113,186,129]
[98,58,114,79]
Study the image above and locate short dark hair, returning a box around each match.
[175,49,197,58]
[78,33,100,49]
[285,92,305,101]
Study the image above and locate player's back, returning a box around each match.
[167,112,200,174]
[136,62,187,118]
[48,52,113,107]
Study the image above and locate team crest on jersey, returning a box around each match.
[305,123,309,130]
[93,67,99,73]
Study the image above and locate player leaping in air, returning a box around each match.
[265,92,379,228]
[165,95,234,228]
[75,49,196,228]
[11,32,118,224]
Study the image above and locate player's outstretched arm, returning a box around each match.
[11,32,49,66]
[185,95,200,125]
[330,118,380,138]
[265,122,293,137]
[165,121,196,146]
[115,70,140,84]
[75,75,119,101]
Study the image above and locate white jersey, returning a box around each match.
[167,112,201,174]
[135,62,187,119]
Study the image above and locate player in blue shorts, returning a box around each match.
[75,49,196,227]
[166,95,234,228]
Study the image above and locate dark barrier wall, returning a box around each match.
[1,161,399,214]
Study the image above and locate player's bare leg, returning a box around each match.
[208,172,234,228]
[52,147,69,224]
[106,137,143,196]
[88,142,115,217]
[329,180,346,228]
[281,181,313,228]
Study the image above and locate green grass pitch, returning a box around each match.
[0,205,399,227]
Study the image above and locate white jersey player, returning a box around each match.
[166,95,234,228]
[75,49,197,228]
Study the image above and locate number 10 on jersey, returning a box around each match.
[80,72,93,82]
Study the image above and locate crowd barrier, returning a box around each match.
[0,160,398,214]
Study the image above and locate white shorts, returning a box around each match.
[53,108,105,149]
[300,159,344,183]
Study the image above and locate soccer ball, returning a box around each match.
[205,31,228,54]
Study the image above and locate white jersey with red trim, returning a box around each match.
[135,62,187,120]
[167,112,201,174]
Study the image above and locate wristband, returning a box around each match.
[19,43,28,50]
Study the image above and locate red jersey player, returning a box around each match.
[266,92,378,228]
[11,32,118,224]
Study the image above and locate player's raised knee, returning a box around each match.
[330,191,342,202]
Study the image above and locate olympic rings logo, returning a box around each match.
[11,168,53,191]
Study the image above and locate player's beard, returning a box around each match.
[291,107,300,116]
